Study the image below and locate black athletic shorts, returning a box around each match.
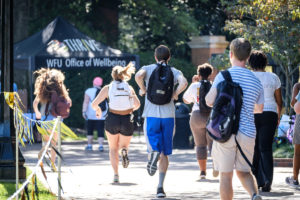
[105,112,134,136]
[87,120,105,137]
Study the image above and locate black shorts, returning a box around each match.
[87,120,105,138]
[105,112,134,136]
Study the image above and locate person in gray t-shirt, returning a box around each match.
[135,45,187,198]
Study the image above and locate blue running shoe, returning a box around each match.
[85,145,92,151]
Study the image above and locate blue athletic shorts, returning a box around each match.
[144,117,175,155]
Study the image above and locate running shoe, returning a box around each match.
[285,176,299,187]
[113,174,119,183]
[252,193,262,200]
[200,171,206,179]
[85,145,93,151]
[156,187,166,198]
[98,146,104,152]
[147,151,160,176]
[120,148,130,168]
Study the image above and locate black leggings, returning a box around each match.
[87,120,105,138]
[252,111,278,187]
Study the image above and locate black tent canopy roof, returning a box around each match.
[14,16,137,69]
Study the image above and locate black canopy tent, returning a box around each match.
[12,17,138,114]
[14,16,138,70]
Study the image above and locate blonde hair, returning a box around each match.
[34,68,69,103]
[111,62,135,81]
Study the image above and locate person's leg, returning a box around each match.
[144,117,162,176]
[50,131,58,165]
[96,120,105,151]
[293,144,300,181]
[236,171,258,197]
[252,114,262,186]
[220,172,233,200]
[158,153,169,187]
[258,112,277,190]
[189,111,208,176]
[86,120,94,150]
[235,133,259,198]
[211,135,236,199]
[106,131,120,176]
[119,134,132,168]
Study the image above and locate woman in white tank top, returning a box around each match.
[92,63,140,183]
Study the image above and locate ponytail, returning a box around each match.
[111,62,135,81]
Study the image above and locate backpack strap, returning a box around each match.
[221,70,233,82]
[235,136,254,171]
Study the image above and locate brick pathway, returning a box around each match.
[21,137,300,200]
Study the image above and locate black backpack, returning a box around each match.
[199,80,212,113]
[147,63,174,105]
[206,70,243,143]
[94,88,107,111]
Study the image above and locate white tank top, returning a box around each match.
[108,81,133,111]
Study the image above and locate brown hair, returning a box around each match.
[248,50,268,70]
[111,62,135,81]
[154,45,171,62]
[197,63,213,80]
[230,38,252,61]
[34,68,69,103]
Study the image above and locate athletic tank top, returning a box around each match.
[108,81,133,111]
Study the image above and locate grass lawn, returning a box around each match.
[0,167,56,200]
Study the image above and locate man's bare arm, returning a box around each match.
[135,69,147,96]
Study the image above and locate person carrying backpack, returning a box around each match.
[33,68,72,165]
[183,63,215,180]
[135,45,187,198]
[205,38,264,200]
[92,63,140,183]
[82,77,108,152]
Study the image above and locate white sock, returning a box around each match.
[87,135,93,146]
[158,172,166,188]
[98,137,104,146]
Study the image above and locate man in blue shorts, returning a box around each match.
[135,45,187,198]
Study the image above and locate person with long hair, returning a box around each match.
[249,50,282,192]
[183,63,215,179]
[33,68,72,165]
[92,63,140,183]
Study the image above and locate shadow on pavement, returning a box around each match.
[196,178,219,183]
[261,191,294,197]
[110,182,137,186]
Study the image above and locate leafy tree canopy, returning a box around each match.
[223,0,300,109]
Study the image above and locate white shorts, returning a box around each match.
[211,132,255,172]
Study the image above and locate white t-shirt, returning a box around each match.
[85,87,107,120]
[253,71,281,113]
[183,82,202,112]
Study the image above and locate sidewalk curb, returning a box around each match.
[274,158,293,167]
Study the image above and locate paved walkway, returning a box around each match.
[21,137,300,200]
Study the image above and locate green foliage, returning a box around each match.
[29,0,107,44]
[0,168,55,200]
[119,0,198,56]
[208,49,231,70]
[223,0,300,111]
[273,143,294,158]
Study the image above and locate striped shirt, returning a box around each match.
[212,66,264,138]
